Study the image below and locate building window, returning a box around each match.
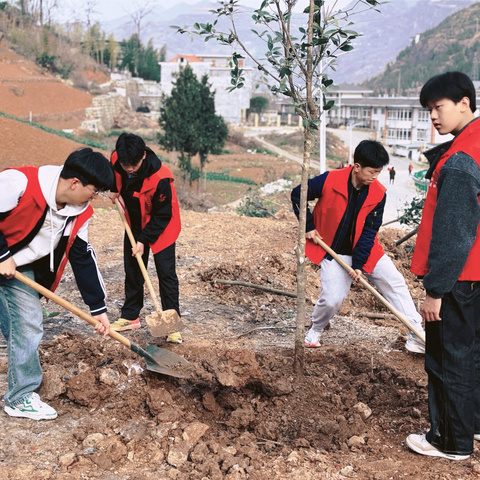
[418,109,430,122]
[350,106,370,119]
[417,129,429,141]
[388,108,412,121]
[387,128,411,141]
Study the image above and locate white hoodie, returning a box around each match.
[0,165,89,269]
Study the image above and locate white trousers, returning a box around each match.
[311,254,423,333]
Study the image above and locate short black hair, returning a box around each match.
[420,71,476,113]
[115,132,146,166]
[60,148,114,191]
[353,140,389,168]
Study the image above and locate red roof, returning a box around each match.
[169,54,202,63]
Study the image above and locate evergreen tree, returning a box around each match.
[137,38,160,81]
[158,65,227,189]
[249,96,269,115]
[197,75,228,189]
[121,34,160,80]
[120,33,141,76]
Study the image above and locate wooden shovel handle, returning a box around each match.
[312,235,425,343]
[14,271,132,349]
[114,198,163,314]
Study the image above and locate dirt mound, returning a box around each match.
[0,44,478,480]
[26,330,427,480]
[2,209,478,479]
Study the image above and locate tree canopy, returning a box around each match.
[175,0,382,371]
[158,65,228,187]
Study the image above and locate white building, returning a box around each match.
[324,84,480,160]
[159,54,254,124]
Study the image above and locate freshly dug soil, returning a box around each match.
[1,43,478,480]
[1,209,478,480]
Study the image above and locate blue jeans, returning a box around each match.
[0,267,43,406]
[425,280,480,455]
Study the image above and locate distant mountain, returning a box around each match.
[100,0,478,85]
[332,0,478,84]
[102,1,230,52]
[364,2,480,93]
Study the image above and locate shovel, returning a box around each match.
[311,235,425,343]
[14,271,191,378]
[114,198,183,337]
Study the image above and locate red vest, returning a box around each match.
[0,166,93,291]
[305,167,385,274]
[411,120,480,280]
[111,152,181,254]
[0,167,46,247]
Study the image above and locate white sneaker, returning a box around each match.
[406,434,470,460]
[4,393,57,421]
[304,328,321,348]
[405,332,425,354]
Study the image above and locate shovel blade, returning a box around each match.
[146,310,184,337]
[142,343,191,378]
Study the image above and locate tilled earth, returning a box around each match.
[1,208,479,480]
[1,42,479,480]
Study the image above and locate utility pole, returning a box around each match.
[319,61,326,174]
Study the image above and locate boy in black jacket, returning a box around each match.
[109,133,182,343]
[407,71,480,461]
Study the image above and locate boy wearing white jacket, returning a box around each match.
[0,148,114,420]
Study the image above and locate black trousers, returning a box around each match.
[121,236,180,320]
[425,280,480,455]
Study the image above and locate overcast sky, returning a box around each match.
[56,0,353,24]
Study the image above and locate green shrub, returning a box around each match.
[399,195,425,227]
[206,172,256,185]
[36,52,57,72]
[237,189,273,217]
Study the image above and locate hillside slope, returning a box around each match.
[0,45,109,170]
[365,2,480,93]
[0,46,93,128]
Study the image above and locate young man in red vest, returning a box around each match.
[0,148,114,420]
[406,71,480,461]
[291,140,425,354]
[109,133,182,343]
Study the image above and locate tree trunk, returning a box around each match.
[199,153,205,194]
[294,123,312,375]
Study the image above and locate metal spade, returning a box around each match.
[14,271,191,378]
[114,198,184,337]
